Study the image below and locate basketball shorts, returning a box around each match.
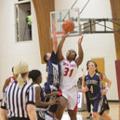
[62,86,78,110]
[92,98,100,112]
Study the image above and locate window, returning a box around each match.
[15,1,32,42]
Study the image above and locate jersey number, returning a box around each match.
[64,67,74,77]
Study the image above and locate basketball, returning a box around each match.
[62,19,74,33]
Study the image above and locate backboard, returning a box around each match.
[50,9,120,38]
[50,8,80,38]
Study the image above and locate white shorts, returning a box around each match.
[62,86,78,110]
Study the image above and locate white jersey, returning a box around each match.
[60,59,78,90]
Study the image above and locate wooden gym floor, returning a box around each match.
[62,102,120,120]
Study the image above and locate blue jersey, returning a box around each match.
[85,73,101,100]
[44,51,60,93]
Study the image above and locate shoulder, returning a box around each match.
[5,76,14,83]
[35,85,41,92]
[96,72,101,77]
[3,76,15,92]
[95,73,101,80]
[33,83,39,87]
[96,72,103,78]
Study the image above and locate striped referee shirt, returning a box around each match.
[1,80,35,119]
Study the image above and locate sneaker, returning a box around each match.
[86,113,92,119]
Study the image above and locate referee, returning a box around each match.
[1,62,37,120]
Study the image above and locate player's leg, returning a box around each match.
[92,98,100,120]
[0,108,8,120]
[67,87,78,120]
[92,112,100,120]
[101,112,112,120]
[55,96,68,120]
[85,93,92,119]
[68,109,77,120]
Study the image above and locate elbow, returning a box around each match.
[78,55,84,65]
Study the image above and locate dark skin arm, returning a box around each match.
[82,76,86,88]
[81,76,89,93]
[35,86,56,108]
[57,34,67,62]
[75,35,84,67]
[81,69,89,93]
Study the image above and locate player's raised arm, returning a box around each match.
[57,34,67,62]
[52,37,58,53]
[75,35,84,67]
[52,24,58,53]
[52,25,58,53]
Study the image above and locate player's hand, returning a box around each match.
[82,86,88,93]
[49,97,56,105]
